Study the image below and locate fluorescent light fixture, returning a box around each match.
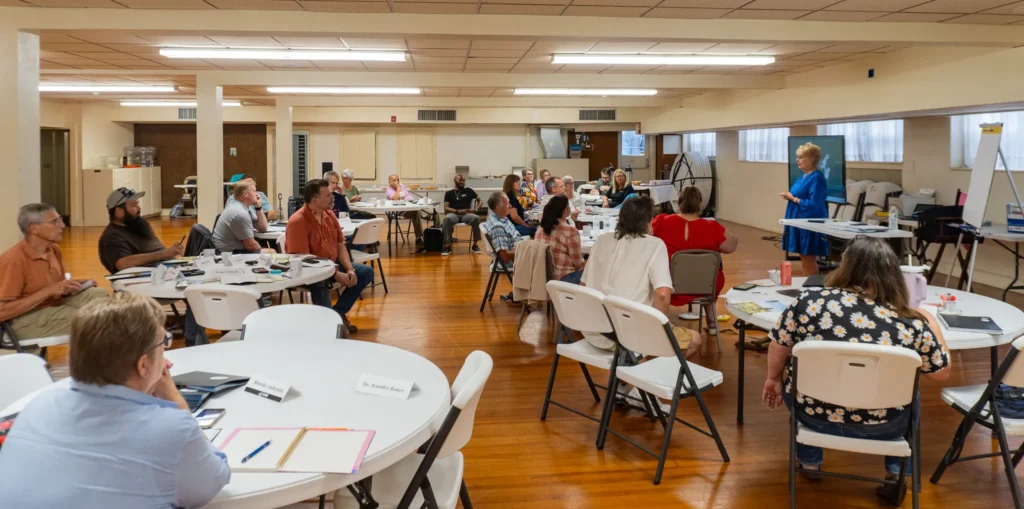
[514,88,658,96]
[120,101,242,107]
[266,87,421,95]
[39,85,177,93]
[160,48,406,62]
[552,54,775,66]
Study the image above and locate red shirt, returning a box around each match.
[285,205,343,261]
[651,214,726,306]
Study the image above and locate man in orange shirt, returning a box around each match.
[286,180,373,337]
[0,204,108,345]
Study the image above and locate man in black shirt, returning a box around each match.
[441,174,481,256]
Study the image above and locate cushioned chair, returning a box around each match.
[670,249,724,352]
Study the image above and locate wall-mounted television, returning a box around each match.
[788,135,847,205]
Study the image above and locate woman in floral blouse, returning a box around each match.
[519,169,538,210]
[762,237,951,493]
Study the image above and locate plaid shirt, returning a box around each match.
[535,224,584,280]
[483,214,521,270]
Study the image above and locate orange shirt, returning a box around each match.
[285,205,343,261]
[0,240,66,321]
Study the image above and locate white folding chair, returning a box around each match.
[183,284,262,342]
[789,341,923,509]
[276,233,287,254]
[0,321,68,358]
[599,295,729,485]
[932,335,1024,508]
[349,218,387,294]
[478,223,513,312]
[336,350,493,509]
[239,304,344,341]
[0,354,53,411]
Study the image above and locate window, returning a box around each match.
[817,120,903,163]
[621,131,645,156]
[683,132,716,157]
[739,127,789,162]
[952,111,1024,170]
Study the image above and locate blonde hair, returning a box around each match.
[796,142,822,167]
[232,180,254,200]
[70,292,164,386]
[611,168,629,193]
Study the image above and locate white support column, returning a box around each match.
[196,75,224,228]
[0,29,40,249]
[275,102,293,204]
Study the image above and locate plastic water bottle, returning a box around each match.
[889,206,899,232]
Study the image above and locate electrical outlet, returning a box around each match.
[229,147,237,157]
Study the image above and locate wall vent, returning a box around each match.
[418,109,457,121]
[178,107,197,120]
[579,109,616,121]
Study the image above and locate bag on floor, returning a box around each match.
[423,227,443,252]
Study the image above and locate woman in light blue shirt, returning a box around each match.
[0,293,230,509]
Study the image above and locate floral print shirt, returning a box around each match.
[769,288,950,426]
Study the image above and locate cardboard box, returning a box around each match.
[1007,203,1024,233]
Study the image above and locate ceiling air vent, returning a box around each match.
[178,107,197,120]
[418,109,457,121]
[579,109,616,121]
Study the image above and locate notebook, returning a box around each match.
[219,427,375,474]
[174,371,249,393]
[938,314,1004,335]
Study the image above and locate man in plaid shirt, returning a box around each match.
[483,192,524,272]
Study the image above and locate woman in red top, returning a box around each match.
[652,186,739,330]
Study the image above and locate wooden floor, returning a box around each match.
[46,217,1023,508]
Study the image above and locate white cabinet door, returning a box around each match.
[339,130,376,180]
[397,129,435,181]
[149,167,162,216]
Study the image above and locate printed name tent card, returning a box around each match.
[244,376,302,402]
[355,374,415,400]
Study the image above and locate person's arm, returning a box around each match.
[652,287,671,316]
[444,200,457,215]
[284,220,311,255]
[115,242,184,272]
[920,312,952,382]
[0,282,76,323]
[173,421,231,509]
[719,231,739,254]
[790,173,827,215]
[508,207,527,227]
[350,187,362,202]
[252,202,269,233]
[568,230,584,270]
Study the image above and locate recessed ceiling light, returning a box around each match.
[513,89,658,96]
[552,54,775,66]
[266,87,421,95]
[120,100,242,107]
[39,85,177,93]
[160,48,406,62]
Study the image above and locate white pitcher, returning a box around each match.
[901,265,928,309]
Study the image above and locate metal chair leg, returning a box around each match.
[653,383,683,485]
[516,302,530,335]
[480,271,496,312]
[711,302,723,353]
[459,480,474,509]
[376,257,388,293]
[540,351,560,421]
[596,349,621,450]
[992,400,1024,509]
[579,362,601,402]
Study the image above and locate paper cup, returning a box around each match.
[290,257,304,278]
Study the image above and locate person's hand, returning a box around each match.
[49,280,81,297]
[267,210,279,221]
[165,242,185,258]
[351,195,361,202]
[343,269,357,288]
[781,192,795,202]
[260,248,276,255]
[254,193,263,208]
[762,377,784,410]
[150,369,181,401]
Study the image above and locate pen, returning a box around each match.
[240,440,272,464]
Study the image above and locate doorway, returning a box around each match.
[567,130,619,181]
[40,129,71,224]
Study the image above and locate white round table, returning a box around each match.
[112,254,335,299]
[351,202,437,251]
[0,339,452,509]
[255,222,357,242]
[723,277,1024,423]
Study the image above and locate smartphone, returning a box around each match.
[194,408,225,429]
[245,260,258,266]
[252,267,269,274]
[734,282,757,291]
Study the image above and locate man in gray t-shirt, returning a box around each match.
[213,182,262,253]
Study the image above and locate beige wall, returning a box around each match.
[713,130,789,234]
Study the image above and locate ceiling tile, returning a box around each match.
[464,63,515,70]
[392,2,477,13]
[40,43,109,52]
[471,40,535,50]
[703,43,774,54]
[530,41,596,52]
[644,67,698,74]
[826,0,933,10]
[137,35,217,46]
[723,9,811,20]
[643,7,731,18]
[467,57,520,64]
[42,57,104,65]
[689,66,750,73]
[480,0,565,4]
[555,64,612,72]
[571,0,660,6]
[516,56,553,64]
[62,32,152,45]
[510,64,560,73]
[0,0,29,5]
[478,4,565,13]
[298,1,392,12]
[743,0,837,7]
[464,68,509,73]
[39,33,83,43]
[362,61,416,69]
[785,53,833,61]
[459,88,496,96]
[561,5,649,16]
[755,43,835,54]
[799,10,886,21]
[816,42,889,52]
[342,38,408,49]
[415,63,466,70]
[601,64,659,72]
[207,36,284,47]
[657,0,747,6]
[422,88,460,96]
[406,38,472,49]
[98,44,161,54]
[311,61,367,69]
[872,12,962,21]
[588,41,658,52]
[982,1,1024,14]
[272,37,346,48]
[207,59,269,67]
[207,0,304,10]
[24,0,123,6]
[907,0,1012,13]
[944,13,1024,23]
[411,48,469,56]
[411,55,466,63]
[469,49,527,57]
[40,51,79,59]
[646,42,717,53]
[162,59,218,67]
[117,0,215,7]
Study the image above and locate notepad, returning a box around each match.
[219,427,375,474]
[938,313,1004,335]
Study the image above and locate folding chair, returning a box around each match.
[0,321,68,359]
[931,335,1024,509]
[912,205,981,287]
[789,341,923,509]
[349,218,388,294]
[599,295,729,485]
[183,284,262,342]
[670,249,723,353]
[240,304,344,341]
[0,353,53,411]
[479,224,513,312]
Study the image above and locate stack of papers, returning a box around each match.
[219,427,375,474]
[732,300,788,315]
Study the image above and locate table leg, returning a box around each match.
[1003,241,1021,302]
[737,319,746,424]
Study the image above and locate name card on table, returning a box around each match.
[244,376,301,403]
[355,374,414,400]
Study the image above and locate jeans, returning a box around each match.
[183,304,209,347]
[345,234,365,252]
[559,269,583,285]
[442,213,481,245]
[786,392,915,475]
[514,224,536,238]
[308,264,375,316]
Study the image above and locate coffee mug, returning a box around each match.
[768,269,781,285]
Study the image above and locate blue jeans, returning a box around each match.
[345,234,365,252]
[308,264,374,316]
[514,224,536,238]
[560,269,583,285]
[183,304,208,347]
[787,393,915,475]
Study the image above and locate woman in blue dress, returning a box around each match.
[781,142,829,276]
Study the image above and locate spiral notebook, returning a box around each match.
[219,427,375,474]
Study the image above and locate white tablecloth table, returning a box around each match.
[723,277,1024,423]
[0,339,452,509]
[255,221,357,242]
[780,218,913,240]
[351,202,438,251]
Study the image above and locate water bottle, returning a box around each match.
[889,206,899,232]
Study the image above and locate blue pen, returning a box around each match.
[240,440,272,464]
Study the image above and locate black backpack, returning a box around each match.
[423,226,444,252]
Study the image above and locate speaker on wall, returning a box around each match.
[322,162,333,173]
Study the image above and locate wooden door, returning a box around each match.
[568,130,619,181]
[397,129,436,181]
[340,130,377,180]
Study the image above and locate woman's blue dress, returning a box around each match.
[782,170,829,257]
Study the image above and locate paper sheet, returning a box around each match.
[219,428,305,472]
[281,429,375,474]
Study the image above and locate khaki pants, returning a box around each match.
[9,287,109,340]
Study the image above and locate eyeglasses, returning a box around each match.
[147,330,173,352]
[119,187,136,197]
[35,216,64,227]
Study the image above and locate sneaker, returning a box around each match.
[799,462,823,481]
[415,237,424,245]
[615,387,651,413]
[442,246,451,256]
[471,244,482,254]
[342,314,358,334]
[876,472,908,503]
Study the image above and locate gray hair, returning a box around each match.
[341,169,355,179]
[232,180,254,200]
[17,203,57,235]
[563,175,574,187]
[324,170,340,181]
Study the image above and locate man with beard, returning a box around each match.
[98,188,208,346]
[441,174,481,257]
